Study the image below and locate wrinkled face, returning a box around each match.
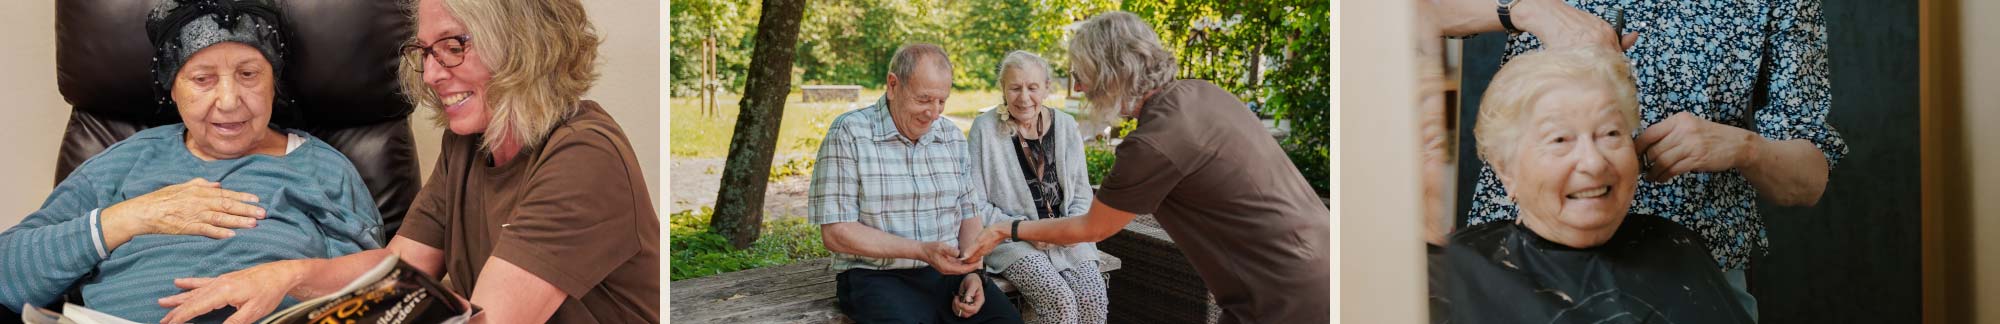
[1496,82,1640,248]
[885,57,951,141]
[172,42,277,160]
[1001,66,1049,119]
[417,0,494,135]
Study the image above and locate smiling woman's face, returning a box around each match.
[416,0,494,136]
[1498,81,1641,248]
[1001,66,1049,119]
[172,42,278,160]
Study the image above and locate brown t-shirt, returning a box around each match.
[1097,80,1330,324]
[397,101,661,323]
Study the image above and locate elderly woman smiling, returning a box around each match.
[158,0,660,322]
[967,51,1107,324]
[0,0,382,322]
[1429,48,1749,323]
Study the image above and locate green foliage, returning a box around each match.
[675,0,1329,193]
[952,0,1119,89]
[768,155,817,182]
[670,207,833,281]
[694,0,1117,91]
[1085,143,1117,185]
[1124,0,1330,196]
[1261,4,1331,197]
[794,1,949,89]
[669,0,760,97]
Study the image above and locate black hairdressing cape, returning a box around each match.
[1428,213,1752,324]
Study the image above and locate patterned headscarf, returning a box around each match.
[145,0,292,110]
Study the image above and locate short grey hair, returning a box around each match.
[996,50,1054,137]
[889,43,954,81]
[1069,11,1177,123]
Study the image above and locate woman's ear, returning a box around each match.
[1492,161,1516,201]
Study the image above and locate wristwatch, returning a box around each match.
[1497,0,1523,34]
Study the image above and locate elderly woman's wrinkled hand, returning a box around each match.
[102,178,265,242]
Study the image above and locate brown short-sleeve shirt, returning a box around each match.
[1096,80,1330,324]
[397,101,660,323]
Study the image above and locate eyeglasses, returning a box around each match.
[401,34,472,73]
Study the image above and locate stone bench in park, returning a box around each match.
[670,252,1121,323]
[801,85,864,103]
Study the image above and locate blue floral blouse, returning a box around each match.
[1467,0,1849,271]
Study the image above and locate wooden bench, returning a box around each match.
[670,254,1121,323]
[801,85,864,103]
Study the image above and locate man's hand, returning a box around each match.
[1637,112,1763,182]
[959,223,1009,265]
[952,274,985,318]
[923,241,978,275]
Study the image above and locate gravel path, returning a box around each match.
[669,153,813,220]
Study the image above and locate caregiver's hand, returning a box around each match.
[158,259,309,324]
[102,178,265,248]
[1510,0,1639,52]
[959,223,1009,265]
[1637,112,1762,182]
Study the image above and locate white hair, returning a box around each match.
[996,50,1053,137]
[1474,48,1641,170]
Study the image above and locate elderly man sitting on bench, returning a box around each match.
[807,42,1023,324]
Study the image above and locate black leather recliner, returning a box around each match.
[53,0,420,237]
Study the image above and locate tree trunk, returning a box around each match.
[711,0,806,249]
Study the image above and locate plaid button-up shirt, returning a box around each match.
[809,96,995,271]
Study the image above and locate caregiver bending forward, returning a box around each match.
[958,11,1329,324]
[157,0,661,323]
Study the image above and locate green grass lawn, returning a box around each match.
[670,89,1018,158]
[669,206,830,281]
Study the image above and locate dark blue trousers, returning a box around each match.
[836,267,1023,324]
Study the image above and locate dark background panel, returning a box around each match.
[1450,0,1920,322]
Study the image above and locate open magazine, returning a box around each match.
[22,253,478,324]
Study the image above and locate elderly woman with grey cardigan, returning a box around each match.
[967,51,1106,324]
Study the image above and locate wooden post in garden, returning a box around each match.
[710,0,806,249]
[702,35,717,116]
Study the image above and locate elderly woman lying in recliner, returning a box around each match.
[0,0,379,322]
[1428,48,1751,323]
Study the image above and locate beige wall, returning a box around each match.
[0,0,660,229]
[1336,0,1425,322]
[0,0,69,229]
